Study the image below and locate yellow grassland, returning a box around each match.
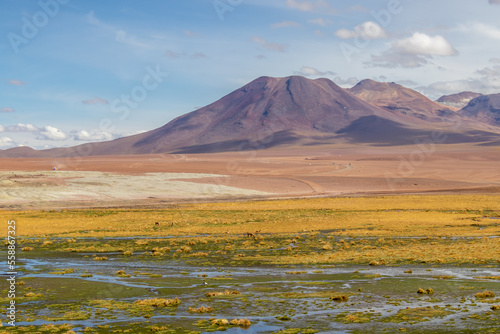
[1,195,499,238]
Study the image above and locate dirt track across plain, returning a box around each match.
[0,144,499,209]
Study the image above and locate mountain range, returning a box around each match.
[1,76,499,158]
[437,91,483,109]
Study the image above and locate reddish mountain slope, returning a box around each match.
[437,91,483,109]
[349,79,457,120]
[131,76,406,153]
[1,76,499,158]
[460,94,500,126]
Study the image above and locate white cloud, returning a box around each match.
[86,11,163,51]
[252,36,288,52]
[370,52,431,68]
[308,18,331,27]
[462,22,500,40]
[1,107,14,113]
[286,0,317,12]
[335,21,388,40]
[271,21,301,28]
[347,5,368,12]
[295,66,336,77]
[0,125,4,132]
[0,137,13,148]
[6,123,39,132]
[418,64,500,99]
[82,97,108,105]
[37,126,67,141]
[7,79,26,86]
[394,32,458,56]
[332,76,360,87]
[74,130,113,142]
[285,0,334,13]
[370,32,457,68]
[87,10,100,25]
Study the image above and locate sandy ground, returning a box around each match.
[0,143,499,209]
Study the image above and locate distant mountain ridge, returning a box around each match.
[348,79,457,120]
[460,93,500,126]
[437,91,483,109]
[1,76,499,158]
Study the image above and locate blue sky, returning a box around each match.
[2,0,500,149]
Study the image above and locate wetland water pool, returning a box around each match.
[1,243,499,334]
[1,195,500,333]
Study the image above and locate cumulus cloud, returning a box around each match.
[308,18,332,27]
[332,76,360,87]
[252,36,288,52]
[87,10,100,25]
[0,125,4,132]
[395,33,458,56]
[335,21,388,40]
[1,107,14,113]
[74,130,113,141]
[271,21,301,28]
[37,126,67,141]
[5,123,39,132]
[461,22,500,40]
[370,32,457,68]
[7,79,26,86]
[295,66,336,77]
[286,0,327,12]
[418,63,500,99]
[347,5,368,12]
[82,97,108,105]
[0,137,14,148]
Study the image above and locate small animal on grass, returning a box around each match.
[246,232,256,239]
[154,222,160,226]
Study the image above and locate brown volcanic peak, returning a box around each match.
[460,93,500,126]
[437,91,483,109]
[0,76,394,157]
[2,76,499,158]
[349,79,457,120]
[0,146,44,158]
[131,76,398,153]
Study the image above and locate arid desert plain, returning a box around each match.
[1,144,499,333]
[1,144,500,210]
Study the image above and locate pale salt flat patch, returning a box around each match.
[0,171,270,204]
